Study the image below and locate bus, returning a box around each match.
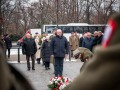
[42,23,107,41]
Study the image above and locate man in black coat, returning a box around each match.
[97,31,103,44]
[92,31,98,51]
[22,33,37,70]
[50,29,69,77]
[4,34,12,58]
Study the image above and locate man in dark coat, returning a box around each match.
[82,32,94,51]
[97,31,103,44]
[51,29,69,77]
[22,33,37,70]
[92,31,98,51]
[63,13,120,90]
[4,34,12,58]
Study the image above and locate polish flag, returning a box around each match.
[102,19,117,48]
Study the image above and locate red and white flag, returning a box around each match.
[102,19,117,48]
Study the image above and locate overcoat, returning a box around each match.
[69,35,79,50]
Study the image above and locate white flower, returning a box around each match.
[49,81,53,84]
[55,80,58,84]
[59,83,67,90]
[57,78,61,81]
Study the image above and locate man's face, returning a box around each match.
[56,29,62,36]
[87,33,91,38]
[94,31,98,37]
[26,33,31,38]
[98,32,102,37]
[71,32,75,36]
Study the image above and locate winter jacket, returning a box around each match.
[82,37,94,51]
[50,35,69,58]
[79,37,84,47]
[69,35,79,50]
[22,38,37,55]
[97,35,103,44]
[4,36,12,49]
[41,40,51,62]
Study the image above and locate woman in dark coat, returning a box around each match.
[41,36,51,70]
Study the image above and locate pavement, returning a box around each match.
[8,52,83,90]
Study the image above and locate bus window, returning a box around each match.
[74,26,83,33]
[98,26,105,33]
[89,26,97,33]
[45,26,56,33]
[83,26,89,33]
[63,26,74,33]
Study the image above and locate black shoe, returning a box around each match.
[37,58,40,64]
[27,68,30,71]
[32,68,35,70]
[45,67,49,70]
[37,61,40,64]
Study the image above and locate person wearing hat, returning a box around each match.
[73,47,93,71]
[73,47,93,62]
[63,13,120,90]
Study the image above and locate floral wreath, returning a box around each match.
[48,76,71,90]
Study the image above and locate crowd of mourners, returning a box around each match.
[18,28,103,74]
[0,27,104,77]
[1,13,120,90]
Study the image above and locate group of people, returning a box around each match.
[69,31,103,53]
[1,13,120,90]
[22,29,69,77]
[21,27,104,77]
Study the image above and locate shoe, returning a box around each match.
[27,68,30,71]
[32,68,35,70]
[37,58,40,64]
[45,67,49,70]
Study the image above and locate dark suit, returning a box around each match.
[22,38,37,70]
[51,35,69,76]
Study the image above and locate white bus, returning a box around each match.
[42,23,106,40]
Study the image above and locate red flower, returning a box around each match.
[53,88,56,90]
[53,88,58,90]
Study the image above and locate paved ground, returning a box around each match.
[7,48,83,90]
[9,57,83,90]
[10,61,83,90]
